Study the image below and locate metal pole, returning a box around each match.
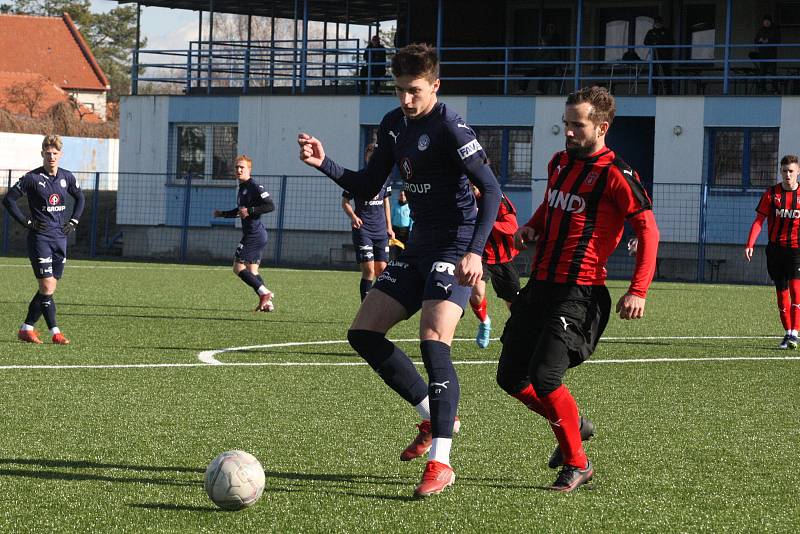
[274,175,289,266]
[322,20,328,87]
[301,0,309,94]
[89,172,100,257]
[697,183,708,282]
[180,174,193,263]
[436,0,443,51]
[131,2,140,95]
[270,4,275,91]
[292,0,298,95]
[206,0,214,95]
[574,0,583,90]
[723,0,732,94]
[197,10,203,89]
[2,170,10,255]
[244,14,252,93]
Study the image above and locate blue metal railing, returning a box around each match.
[132,41,800,97]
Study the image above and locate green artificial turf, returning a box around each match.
[0,257,797,532]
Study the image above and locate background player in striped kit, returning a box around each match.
[498,86,659,492]
[745,154,800,349]
[2,134,85,345]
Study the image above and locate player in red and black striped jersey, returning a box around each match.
[468,184,521,348]
[497,86,659,492]
[745,154,800,349]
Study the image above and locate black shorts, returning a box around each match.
[765,243,800,286]
[481,261,521,302]
[499,280,611,375]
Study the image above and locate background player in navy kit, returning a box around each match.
[2,134,85,345]
[498,86,659,492]
[212,155,276,312]
[745,154,800,349]
[298,43,502,498]
[341,143,394,301]
[468,183,521,349]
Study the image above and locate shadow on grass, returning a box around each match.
[129,503,217,512]
[0,457,202,486]
[263,470,418,501]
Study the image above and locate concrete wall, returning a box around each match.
[0,131,118,189]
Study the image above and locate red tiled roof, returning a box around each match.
[0,72,104,122]
[0,13,109,92]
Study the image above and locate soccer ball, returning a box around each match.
[204,450,265,510]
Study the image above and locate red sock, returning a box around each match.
[470,297,488,323]
[777,288,791,330]
[790,280,800,331]
[511,383,547,417]
[541,385,586,468]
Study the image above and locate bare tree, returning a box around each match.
[5,77,47,117]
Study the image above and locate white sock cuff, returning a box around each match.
[414,397,431,420]
[429,437,452,466]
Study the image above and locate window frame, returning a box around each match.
[172,123,239,184]
[707,127,780,189]
[473,125,533,189]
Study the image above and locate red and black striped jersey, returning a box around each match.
[527,148,653,287]
[483,194,519,264]
[755,184,800,248]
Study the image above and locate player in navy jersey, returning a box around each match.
[341,143,394,301]
[298,43,502,498]
[212,155,276,312]
[468,184,521,348]
[745,154,800,349]
[497,87,659,492]
[2,135,85,345]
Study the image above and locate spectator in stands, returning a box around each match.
[360,35,387,95]
[749,14,781,93]
[644,16,674,95]
[341,143,394,301]
[2,134,85,345]
[519,23,563,94]
[745,154,800,349]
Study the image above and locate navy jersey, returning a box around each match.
[6,167,85,240]
[218,179,275,234]
[343,179,392,238]
[320,102,501,255]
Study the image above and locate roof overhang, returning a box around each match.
[115,1,400,25]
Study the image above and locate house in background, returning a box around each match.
[0,13,110,121]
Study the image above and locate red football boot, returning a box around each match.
[18,329,43,344]
[400,416,460,461]
[413,460,455,498]
[52,333,70,345]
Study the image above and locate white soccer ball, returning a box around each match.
[204,450,265,510]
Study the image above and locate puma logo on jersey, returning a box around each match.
[388,130,399,143]
[622,169,633,176]
[37,181,46,188]
[560,316,571,330]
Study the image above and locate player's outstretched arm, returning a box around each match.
[618,210,659,320]
[744,214,765,262]
[298,133,325,168]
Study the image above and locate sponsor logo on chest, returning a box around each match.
[547,189,586,213]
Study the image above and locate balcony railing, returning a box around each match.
[131,40,800,97]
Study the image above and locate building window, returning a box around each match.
[474,127,533,187]
[173,124,238,181]
[708,128,779,188]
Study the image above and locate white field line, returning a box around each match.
[0,336,796,370]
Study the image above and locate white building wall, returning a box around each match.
[118,95,170,225]
[779,97,800,158]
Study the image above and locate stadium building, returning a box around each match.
[113,0,800,283]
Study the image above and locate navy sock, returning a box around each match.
[237,270,261,294]
[421,340,460,438]
[40,294,57,329]
[24,292,44,326]
[359,278,373,301]
[255,274,265,287]
[347,329,428,405]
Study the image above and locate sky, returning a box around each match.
[90,1,389,51]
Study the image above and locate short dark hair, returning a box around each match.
[566,86,616,125]
[391,43,439,81]
[780,154,799,166]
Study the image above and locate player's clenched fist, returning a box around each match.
[513,225,537,250]
[298,133,325,168]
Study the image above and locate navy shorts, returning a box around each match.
[27,234,67,279]
[352,230,389,264]
[372,230,473,317]
[234,228,268,265]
